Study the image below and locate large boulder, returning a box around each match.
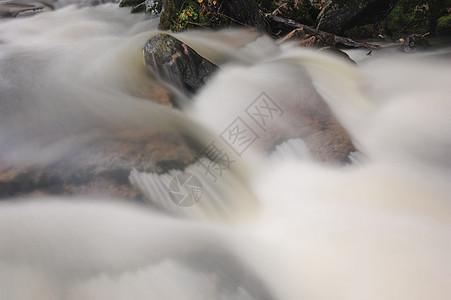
[143,33,219,95]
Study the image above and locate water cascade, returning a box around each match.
[0,4,450,300]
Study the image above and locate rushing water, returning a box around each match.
[0,3,450,300]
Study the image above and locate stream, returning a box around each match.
[0,3,450,300]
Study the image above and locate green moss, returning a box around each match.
[131,2,145,13]
[384,0,441,38]
[160,0,242,32]
[436,15,451,35]
[160,10,171,30]
[344,23,378,39]
[159,0,189,31]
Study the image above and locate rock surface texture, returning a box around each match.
[143,33,219,95]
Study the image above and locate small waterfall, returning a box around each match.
[0,3,450,300]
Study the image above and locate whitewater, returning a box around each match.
[0,3,450,300]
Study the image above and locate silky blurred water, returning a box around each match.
[0,4,450,300]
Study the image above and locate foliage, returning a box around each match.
[344,24,380,39]
[384,0,441,38]
[173,0,221,31]
[161,0,245,31]
[436,15,451,35]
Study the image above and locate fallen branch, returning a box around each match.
[265,14,379,50]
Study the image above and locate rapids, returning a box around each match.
[0,3,450,300]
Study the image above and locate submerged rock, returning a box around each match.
[254,88,357,164]
[0,0,117,18]
[318,46,357,64]
[0,0,52,18]
[400,34,430,52]
[0,131,198,199]
[143,33,219,95]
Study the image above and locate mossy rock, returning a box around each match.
[384,0,441,38]
[159,0,265,31]
[344,23,380,39]
[436,15,451,36]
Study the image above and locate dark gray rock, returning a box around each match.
[0,0,117,19]
[0,0,52,18]
[400,34,430,52]
[143,33,219,95]
[219,0,266,29]
[316,0,395,35]
[0,131,198,200]
[271,0,315,26]
[318,46,357,64]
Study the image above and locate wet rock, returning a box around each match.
[0,131,198,200]
[119,0,145,7]
[143,33,219,95]
[0,0,119,18]
[318,46,357,64]
[400,34,430,52]
[254,87,357,164]
[0,0,52,18]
